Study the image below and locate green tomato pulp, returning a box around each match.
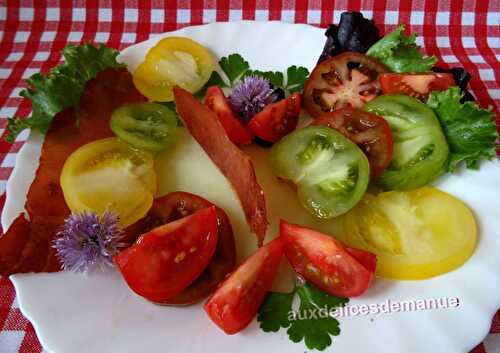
[270,126,370,219]
[364,94,449,190]
[110,102,178,152]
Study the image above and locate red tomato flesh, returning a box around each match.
[311,108,394,180]
[204,238,284,334]
[379,73,455,99]
[204,85,253,145]
[246,93,301,143]
[280,220,376,297]
[122,192,236,305]
[114,206,219,303]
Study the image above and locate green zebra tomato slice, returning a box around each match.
[270,126,370,218]
[364,94,449,190]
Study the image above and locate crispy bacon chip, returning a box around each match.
[173,87,268,245]
[0,69,145,276]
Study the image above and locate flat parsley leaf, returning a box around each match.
[366,24,437,73]
[258,283,348,351]
[426,87,498,171]
[285,66,310,93]
[219,53,250,85]
[213,54,309,93]
[6,44,124,143]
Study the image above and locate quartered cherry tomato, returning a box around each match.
[303,52,388,117]
[123,192,236,306]
[343,187,477,280]
[204,86,253,145]
[60,138,157,228]
[246,93,301,143]
[114,206,219,303]
[110,102,178,152]
[280,220,376,297]
[311,108,393,180]
[133,37,215,102]
[379,73,455,99]
[204,238,284,334]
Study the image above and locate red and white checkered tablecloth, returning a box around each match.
[0,1,499,353]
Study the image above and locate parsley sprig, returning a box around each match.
[258,283,348,351]
[206,53,309,94]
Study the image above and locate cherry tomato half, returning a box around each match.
[246,93,301,143]
[311,108,394,180]
[204,86,253,145]
[204,238,284,334]
[121,192,236,305]
[379,73,455,100]
[110,102,178,152]
[280,220,376,297]
[114,206,219,303]
[303,52,388,117]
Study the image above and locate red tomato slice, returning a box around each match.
[246,93,301,143]
[114,206,219,303]
[311,108,394,180]
[204,86,253,145]
[303,52,388,117]
[204,238,284,334]
[379,73,455,99]
[280,220,376,297]
[123,192,236,305]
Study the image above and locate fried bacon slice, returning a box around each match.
[0,68,145,275]
[173,87,268,246]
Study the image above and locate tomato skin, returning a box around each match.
[311,108,394,180]
[304,52,388,117]
[246,93,301,143]
[204,238,284,334]
[114,206,219,303]
[379,73,455,99]
[204,86,254,145]
[280,220,375,297]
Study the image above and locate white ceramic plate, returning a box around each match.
[3,21,500,353]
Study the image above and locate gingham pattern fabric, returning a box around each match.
[0,1,499,353]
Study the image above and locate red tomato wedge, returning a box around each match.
[379,73,455,99]
[311,108,394,180]
[122,192,236,305]
[204,238,284,334]
[246,93,301,143]
[280,220,376,297]
[114,206,219,303]
[204,86,253,145]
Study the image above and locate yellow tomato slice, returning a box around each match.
[343,187,477,280]
[60,138,157,227]
[133,37,215,102]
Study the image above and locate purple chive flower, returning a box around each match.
[54,211,124,273]
[228,76,278,124]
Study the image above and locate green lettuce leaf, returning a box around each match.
[366,24,437,73]
[6,44,124,143]
[426,87,498,171]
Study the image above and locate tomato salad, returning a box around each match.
[0,10,497,352]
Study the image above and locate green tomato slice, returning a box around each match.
[110,102,178,152]
[364,94,449,190]
[270,126,370,218]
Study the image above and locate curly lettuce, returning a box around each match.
[426,87,498,171]
[366,24,437,73]
[6,44,124,143]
